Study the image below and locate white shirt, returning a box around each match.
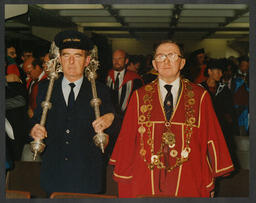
[62,76,83,106]
[159,77,180,108]
[38,71,46,81]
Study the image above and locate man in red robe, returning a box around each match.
[106,49,143,117]
[109,41,234,198]
[23,57,48,118]
[106,49,143,155]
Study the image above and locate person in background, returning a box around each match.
[23,57,48,118]
[19,48,34,84]
[30,30,116,196]
[186,48,207,84]
[110,40,234,198]
[5,55,29,164]
[232,55,249,136]
[221,58,238,91]
[106,49,143,118]
[106,49,143,156]
[6,43,21,78]
[200,58,239,170]
[200,59,234,133]
[42,52,50,74]
[127,55,142,73]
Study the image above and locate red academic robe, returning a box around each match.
[109,78,234,198]
[106,69,143,112]
[27,73,48,111]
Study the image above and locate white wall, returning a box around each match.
[110,37,240,58]
[32,26,74,42]
[183,39,240,58]
[110,38,155,55]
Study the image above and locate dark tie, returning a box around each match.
[114,73,120,91]
[68,83,76,110]
[164,84,173,121]
[114,73,120,103]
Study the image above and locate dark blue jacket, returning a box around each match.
[31,75,115,194]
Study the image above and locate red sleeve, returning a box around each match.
[7,64,20,77]
[201,92,234,177]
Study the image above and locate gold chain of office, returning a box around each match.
[138,78,196,172]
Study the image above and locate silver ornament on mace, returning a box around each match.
[85,45,109,153]
[30,41,62,160]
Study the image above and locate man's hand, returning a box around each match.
[30,124,47,141]
[28,107,34,118]
[6,74,21,83]
[92,113,114,133]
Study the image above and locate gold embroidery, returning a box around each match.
[170,149,178,157]
[188,98,195,105]
[147,104,153,111]
[188,90,194,98]
[145,84,153,92]
[139,115,146,122]
[188,117,196,124]
[147,138,152,145]
[138,79,196,172]
[63,38,81,43]
[138,126,146,134]
[146,121,152,127]
[162,131,176,146]
[140,105,148,113]
[143,94,150,102]
[140,149,146,156]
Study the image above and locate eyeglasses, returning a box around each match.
[155,53,183,62]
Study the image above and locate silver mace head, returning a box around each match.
[93,132,109,153]
[30,140,46,160]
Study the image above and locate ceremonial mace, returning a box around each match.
[30,42,62,160]
[85,46,109,153]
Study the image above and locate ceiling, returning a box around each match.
[5,3,249,42]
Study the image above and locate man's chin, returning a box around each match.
[113,67,123,71]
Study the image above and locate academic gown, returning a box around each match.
[109,78,234,198]
[27,73,48,111]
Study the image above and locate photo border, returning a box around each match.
[1,0,255,203]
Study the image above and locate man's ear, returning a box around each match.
[179,58,186,70]
[152,60,158,72]
[208,68,212,76]
[85,55,91,66]
[125,58,129,65]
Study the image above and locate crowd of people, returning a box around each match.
[5,30,249,198]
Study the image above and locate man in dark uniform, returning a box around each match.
[30,30,116,195]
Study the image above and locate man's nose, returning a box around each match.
[164,56,171,64]
[69,56,75,63]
